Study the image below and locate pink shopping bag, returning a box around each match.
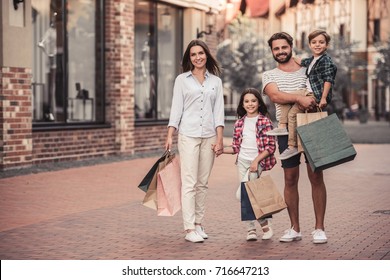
[157,156,182,216]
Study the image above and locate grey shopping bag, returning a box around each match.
[296,113,357,172]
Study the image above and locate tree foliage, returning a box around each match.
[375,37,390,87]
[216,15,274,95]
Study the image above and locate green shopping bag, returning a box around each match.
[296,113,357,172]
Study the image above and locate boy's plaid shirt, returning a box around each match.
[301,52,337,103]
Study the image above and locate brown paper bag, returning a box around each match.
[245,175,287,220]
[296,111,328,152]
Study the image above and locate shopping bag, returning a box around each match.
[296,113,357,172]
[138,150,170,192]
[157,156,182,216]
[142,152,175,210]
[240,181,256,221]
[245,175,287,220]
[296,110,328,152]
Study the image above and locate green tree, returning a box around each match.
[216,15,275,117]
[375,37,390,88]
[217,16,261,93]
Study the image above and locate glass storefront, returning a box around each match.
[134,0,182,120]
[31,0,104,124]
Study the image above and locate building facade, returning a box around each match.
[0,0,222,171]
[2,0,388,171]
[268,0,390,119]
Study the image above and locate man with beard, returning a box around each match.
[262,32,329,244]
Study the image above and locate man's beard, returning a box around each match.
[273,51,292,64]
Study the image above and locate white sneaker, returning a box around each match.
[195,225,208,239]
[246,229,257,241]
[279,147,300,160]
[260,219,273,240]
[312,229,327,244]
[266,127,289,136]
[185,231,204,243]
[279,227,302,242]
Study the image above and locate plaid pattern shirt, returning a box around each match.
[231,114,276,171]
[301,53,337,103]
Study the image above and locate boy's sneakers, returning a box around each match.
[311,229,328,244]
[266,127,289,136]
[279,147,300,160]
[279,227,302,242]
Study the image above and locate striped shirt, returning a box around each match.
[262,67,307,121]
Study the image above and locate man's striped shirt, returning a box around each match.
[262,67,307,122]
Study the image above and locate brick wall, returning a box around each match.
[105,0,135,155]
[0,0,175,171]
[133,125,170,154]
[25,0,137,166]
[32,129,117,164]
[0,67,33,169]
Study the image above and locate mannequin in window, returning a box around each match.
[38,12,57,121]
[138,35,152,118]
[38,12,63,121]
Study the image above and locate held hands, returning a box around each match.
[211,143,223,157]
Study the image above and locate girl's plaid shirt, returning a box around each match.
[231,114,277,171]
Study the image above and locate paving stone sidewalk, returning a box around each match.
[0,144,389,260]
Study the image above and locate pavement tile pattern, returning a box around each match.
[0,143,389,260]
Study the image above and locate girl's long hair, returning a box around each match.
[181,39,221,76]
[236,88,269,119]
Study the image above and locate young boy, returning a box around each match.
[266,30,337,160]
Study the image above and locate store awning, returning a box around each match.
[274,0,301,17]
[239,0,269,18]
[245,0,269,18]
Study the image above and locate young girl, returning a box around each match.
[221,88,277,241]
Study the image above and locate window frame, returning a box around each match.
[32,0,106,131]
[134,1,183,125]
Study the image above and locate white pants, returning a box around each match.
[236,157,268,231]
[178,134,216,230]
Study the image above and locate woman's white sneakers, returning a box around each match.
[185,231,204,243]
[195,225,208,239]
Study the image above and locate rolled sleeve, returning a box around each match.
[213,78,225,129]
[167,76,184,129]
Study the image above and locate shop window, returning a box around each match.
[31,0,104,125]
[134,0,183,120]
